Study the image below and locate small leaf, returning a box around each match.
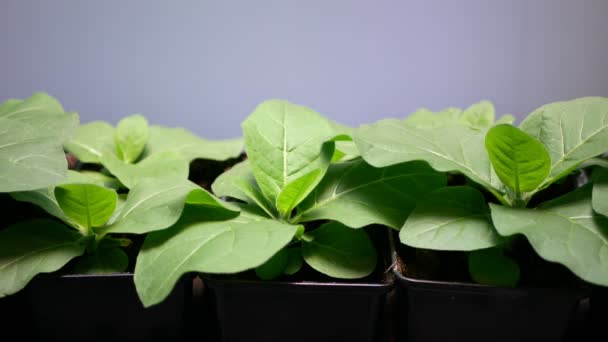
[64,121,115,163]
[401,186,505,250]
[104,178,235,235]
[460,100,495,130]
[496,114,516,125]
[242,99,336,205]
[468,248,520,287]
[490,185,608,286]
[485,124,551,195]
[255,248,289,280]
[73,247,128,274]
[115,114,149,163]
[134,212,298,307]
[55,184,117,231]
[520,97,608,188]
[100,150,189,189]
[593,168,608,217]
[142,125,243,161]
[283,248,304,275]
[301,222,376,279]
[0,219,86,297]
[299,159,446,229]
[211,160,255,203]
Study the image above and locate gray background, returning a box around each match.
[1,0,607,139]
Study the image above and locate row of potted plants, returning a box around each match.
[0,92,606,341]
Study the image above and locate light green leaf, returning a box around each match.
[460,100,495,130]
[142,125,243,161]
[55,184,117,231]
[328,121,360,160]
[211,160,254,202]
[242,99,335,205]
[401,186,505,251]
[73,247,128,274]
[255,248,289,280]
[301,222,376,279]
[100,150,189,189]
[299,159,446,229]
[496,114,516,125]
[283,248,304,275]
[134,212,298,307]
[115,114,149,163]
[64,121,115,163]
[0,219,86,297]
[355,119,504,196]
[485,124,551,195]
[593,168,608,217]
[103,178,234,235]
[520,97,608,189]
[490,185,608,286]
[468,247,520,287]
[404,107,462,128]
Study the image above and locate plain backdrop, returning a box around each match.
[1,0,607,139]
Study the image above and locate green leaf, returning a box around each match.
[496,114,516,125]
[401,186,505,250]
[0,219,86,297]
[520,97,608,189]
[301,222,376,279]
[283,248,304,275]
[255,248,289,280]
[490,185,608,286]
[142,125,243,161]
[73,247,128,274]
[468,248,520,287]
[55,184,117,231]
[299,159,446,229]
[134,212,298,307]
[103,178,234,235]
[100,150,189,189]
[460,100,495,130]
[355,119,504,196]
[242,99,336,205]
[64,121,115,163]
[485,124,551,195]
[593,168,608,217]
[115,114,149,163]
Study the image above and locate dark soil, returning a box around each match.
[189,153,246,191]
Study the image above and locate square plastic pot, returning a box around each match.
[388,230,590,342]
[16,273,192,341]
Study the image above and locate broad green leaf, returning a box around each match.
[299,160,446,229]
[242,100,335,204]
[73,247,128,274]
[283,248,304,275]
[55,184,117,231]
[103,178,234,235]
[0,219,86,297]
[211,160,254,202]
[460,100,495,130]
[490,185,608,286]
[115,114,149,163]
[468,248,520,287]
[301,222,376,279]
[255,248,289,280]
[100,150,189,189]
[142,125,243,161]
[0,118,72,192]
[73,171,122,189]
[404,107,462,128]
[328,121,360,160]
[64,121,115,163]
[520,97,608,188]
[134,212,298,307]
[355,119,504,195]
[401,186,505,250]
[485,124,551,195]
[593,168,608,217]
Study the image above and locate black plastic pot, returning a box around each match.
[388,231,590,342]
[17,273,193,341]
[202,275,392,342]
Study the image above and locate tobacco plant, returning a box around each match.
[354,97,608,287]
[133,99,445,307]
